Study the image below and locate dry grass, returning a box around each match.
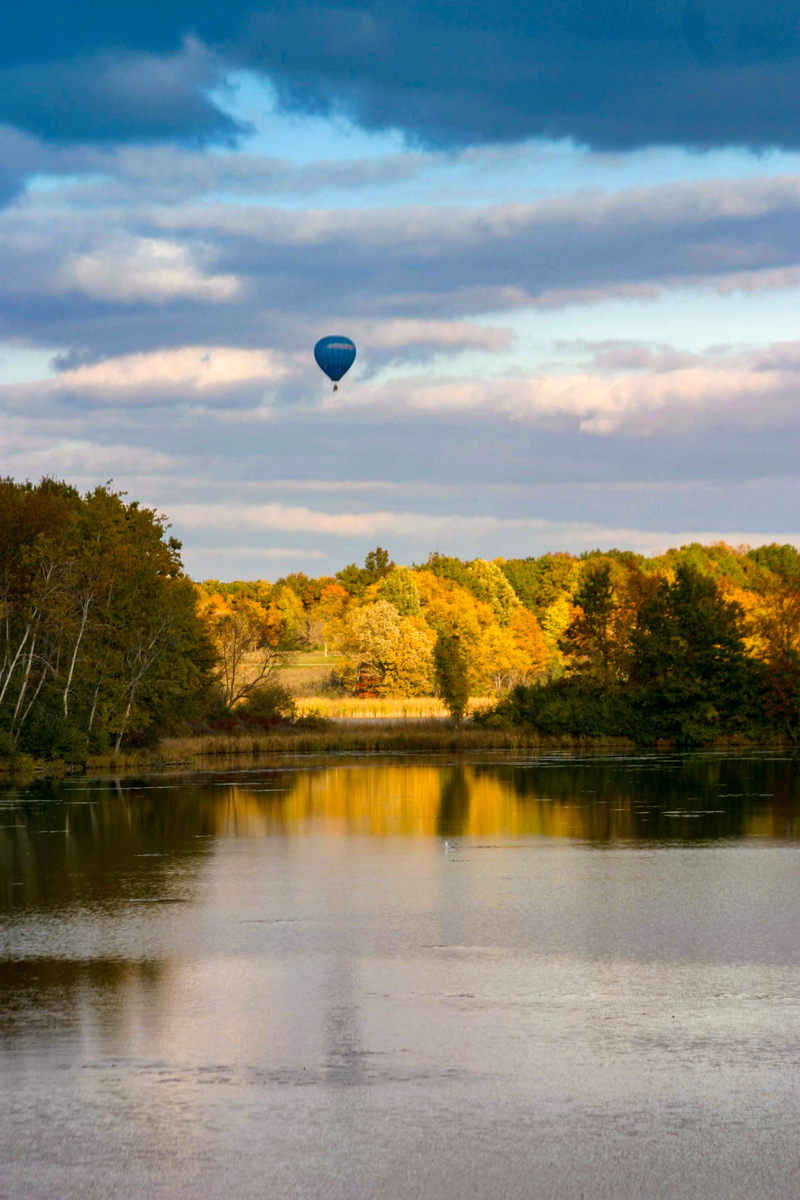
[79,725,638,774]
[294,696,493,719]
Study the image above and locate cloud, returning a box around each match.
[322,341,800,435]
[188,545,326,560]
[60,239,241,304]
[6,3,800,151]
[159,499,800,557]
[56,346,288,398]
[0,415,176,476]
[0,39,242,145]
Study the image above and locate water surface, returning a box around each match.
[2,751,800,1198]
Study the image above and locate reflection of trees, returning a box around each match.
[2,758,797,916]
[0,958,166,1048]
[0,779,220,911]
[436,766,471,838]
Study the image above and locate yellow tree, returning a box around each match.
[338,599,435,696]
[414,569,495,692]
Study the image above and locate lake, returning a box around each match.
[2,750,800,1199]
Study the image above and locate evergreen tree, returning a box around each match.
[433,632,470,723]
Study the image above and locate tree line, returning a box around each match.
[3,477,800,758]
[0,479,214,760]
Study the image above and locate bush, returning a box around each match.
[238,683,296,721]
[19,712,89,763]
[0,730,17,760]
[293,706,332,730]
[475,674,776,745]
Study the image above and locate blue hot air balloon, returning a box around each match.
[314,335,356,392]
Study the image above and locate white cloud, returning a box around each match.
[60,238,241,304]
[57,345,290,395]
[186,546,326,560]
[322,341,800,435]
[160,501,800,553]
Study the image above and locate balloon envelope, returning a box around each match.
[314,335,356,383]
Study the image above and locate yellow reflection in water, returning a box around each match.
[214,765,645,840]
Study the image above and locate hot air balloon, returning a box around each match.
[314,335,356,392]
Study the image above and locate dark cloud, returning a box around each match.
[0,41,242,145]
[4,2,800,149]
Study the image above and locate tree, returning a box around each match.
[629,564,760,742]
[414,569,494,693]
[433,632,470,722]
[465,559,520,624]
[207,596,283,709]
[338,600,435,696]
[560,561,617,683]
[0,478,214,758]
[336,547,395,597]
[379,566,421,616]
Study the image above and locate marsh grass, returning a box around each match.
[77,724,637,773]
[294,696,493,719]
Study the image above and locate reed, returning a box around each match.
[293,696,493,719]
[81,724,637,772]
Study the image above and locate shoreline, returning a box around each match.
[1,722,794,781]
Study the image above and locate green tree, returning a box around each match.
[0,478,215,758]
[336,547,395,596]
[629,564,761,742]
[560,561,617,683]
[379,565,421,616]
[466,559,519,625]
[433,632,470,722]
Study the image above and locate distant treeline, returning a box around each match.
[201,534,800,745]
[3,477,800,758]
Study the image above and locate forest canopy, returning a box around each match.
[3,477,800,756]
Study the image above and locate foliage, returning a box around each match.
[481,562,781,745]
[205,595,284,709]
[465,558,519,624]
[5,481,799,750]
[336,546,395,597]
[238,682,297,722]
[433,632,470,722]
[338,599,436,696]
[378,565,421,616]
[0,478,215,758]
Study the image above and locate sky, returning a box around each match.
[3,1,800,579]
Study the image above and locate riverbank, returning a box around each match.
[1,721,793,781]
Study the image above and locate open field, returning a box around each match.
[274,650,342,697]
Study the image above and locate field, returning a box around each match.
[274,650,341,697]
[273,651,493,717]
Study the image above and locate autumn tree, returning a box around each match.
[208,596,283,709]
[338,599,435,696]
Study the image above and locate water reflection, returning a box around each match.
[2,753,800,1199]
[2,752,799,915]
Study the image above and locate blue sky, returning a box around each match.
[3,2,800,577]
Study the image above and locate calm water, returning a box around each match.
[2,751,800,1199]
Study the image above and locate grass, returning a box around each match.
[273,650,341,697]
[79,724,638,773]
[1,724,790,781]
[294,696,494,719]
